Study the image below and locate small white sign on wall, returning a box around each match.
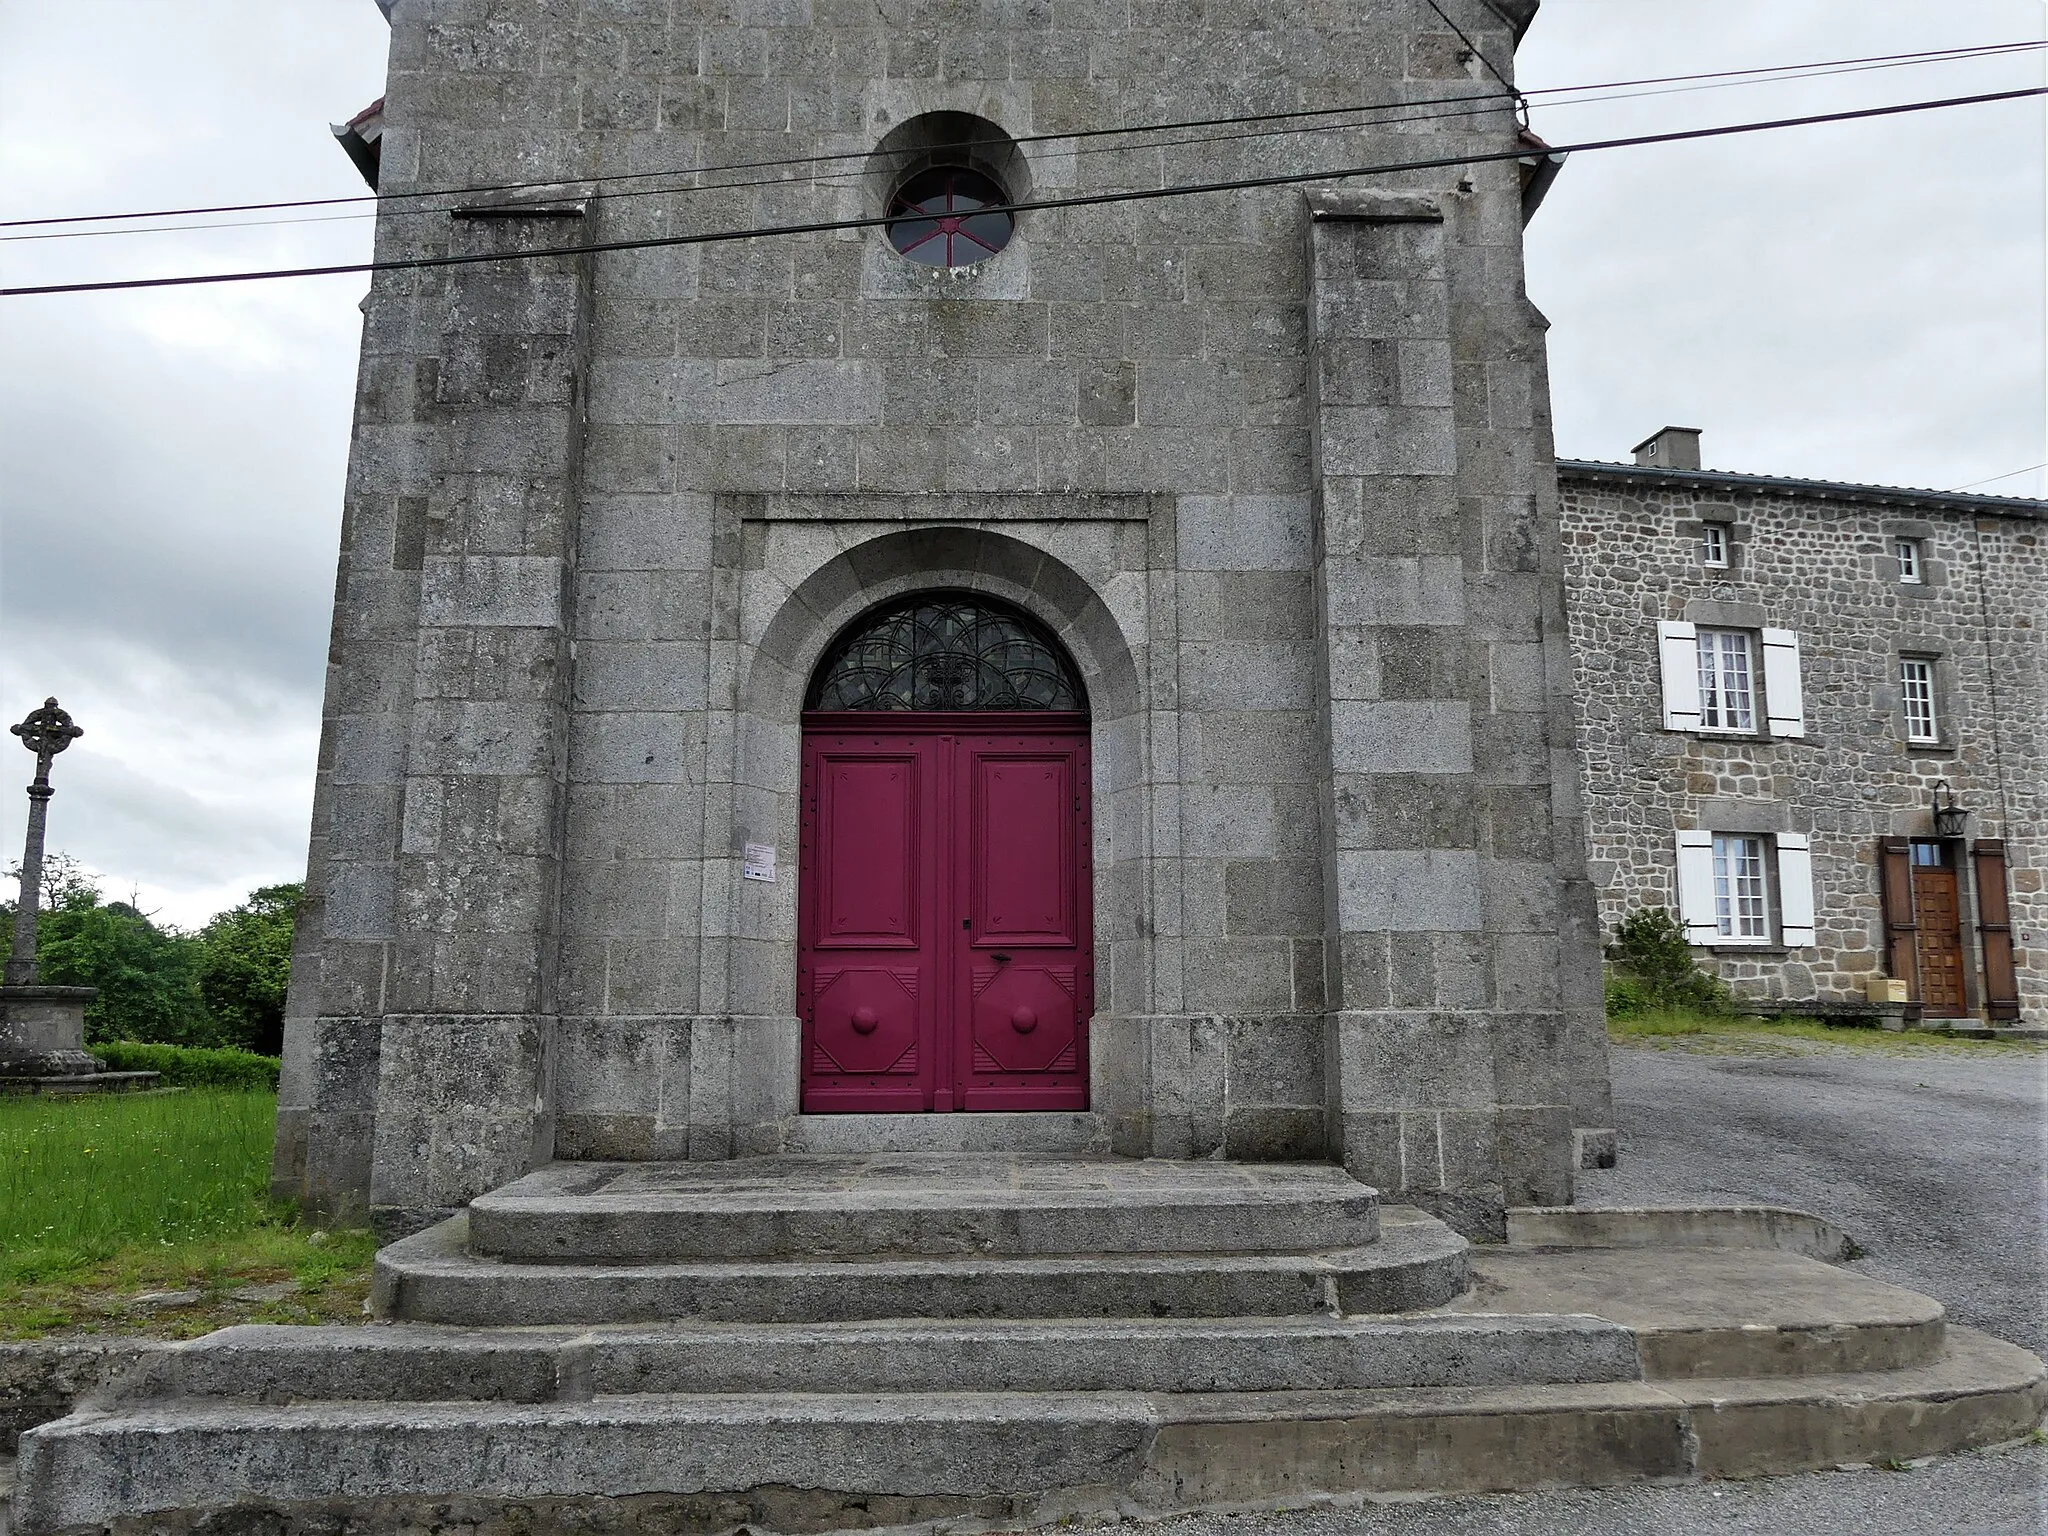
[742,843,777,883]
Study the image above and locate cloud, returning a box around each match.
[1521,0,2046,491]
[0,0,387,925]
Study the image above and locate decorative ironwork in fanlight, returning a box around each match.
[808,595,1084,712]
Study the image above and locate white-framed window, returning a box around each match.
[1674,829,1816,948]
[1700,523,1730,568]
[1658,621,1805,738]
[1711,833,1769,939]
[1901,656,1938,742]
[1696,628,1755,732]
[1895,538,1924,584]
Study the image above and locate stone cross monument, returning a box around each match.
[0,697,102,1079]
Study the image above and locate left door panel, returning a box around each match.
[798,736,940,1110]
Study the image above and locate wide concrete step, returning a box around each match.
[114,1312,1638,1404]
[469,1156,1377,1261]
[1451,1247,1949,1377]
[373,1209,1469,1327]
[23,1329,2044,1536]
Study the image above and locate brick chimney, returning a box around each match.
[1632,426,1702,470]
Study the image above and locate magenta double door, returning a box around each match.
[798,712,1092,1113]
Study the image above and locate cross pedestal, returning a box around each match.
[1,698,156,1093]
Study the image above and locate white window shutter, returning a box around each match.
[1658,621,1701,731]
[1761,628,1806,738]
[1674,830,1718,943]
[1777,832,1816,947]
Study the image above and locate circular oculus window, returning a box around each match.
[885,166,1013,267]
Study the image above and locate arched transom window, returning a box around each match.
[807,593,1084,712]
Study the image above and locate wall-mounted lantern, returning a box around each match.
[1931,779,1969,840]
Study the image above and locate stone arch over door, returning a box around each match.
[726,526,1148,1038]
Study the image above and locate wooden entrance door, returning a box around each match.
[798,712,1092,1112]
[1910,841,1967,1016]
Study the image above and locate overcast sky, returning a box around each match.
[0,1,2041,928]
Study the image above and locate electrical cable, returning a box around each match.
[6,41,2042,247]
[4,38,2038,233]
[1944,463,2048,493]
[0,90,1529,246]
[5,86,2041,300]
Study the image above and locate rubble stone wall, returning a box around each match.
[1559,466,2046,1023]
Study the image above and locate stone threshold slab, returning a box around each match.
[784,1111,1106,1155]
[20,1329,2042,1536]
[470,1156,1378,1261]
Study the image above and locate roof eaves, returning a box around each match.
[1556,459,2048,521]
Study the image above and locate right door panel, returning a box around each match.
[957,731,1091,1111]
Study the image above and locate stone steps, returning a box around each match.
[22,1330,2044,1536]
[17,1159,2045,1536]
[374,1209,1471,1327]
[111,1313,1641,1403]
[469,1156,1377,1261]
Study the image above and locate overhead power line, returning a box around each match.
[1424,0,1524,107]
[5,86,2043,300]
[12,42,2040,246]
[1945,462,2048,493]
[3,38,2039,235]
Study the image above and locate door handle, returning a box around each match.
[992,953,1011,964]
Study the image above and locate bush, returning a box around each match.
[91,1041,281,1092]
[1603,970,1655,1019]
[1603,906,1730,1018]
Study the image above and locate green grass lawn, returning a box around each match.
[0,1091,374,1339]
[1609,1006,2044,1055]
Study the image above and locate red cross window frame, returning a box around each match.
[886,167,1014,267]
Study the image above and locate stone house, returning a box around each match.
[275,0,1615,1238]
[1560,428,2045,1028]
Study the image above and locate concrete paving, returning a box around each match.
[1449,1247,1946,1377]
[1120,1439,2046,1536]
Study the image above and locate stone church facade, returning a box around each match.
[275,0,1617,1238]
[1559,432,2045,1028]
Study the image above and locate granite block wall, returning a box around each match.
[275,0,1591,1232]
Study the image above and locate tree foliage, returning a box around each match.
[196,884,301,1056]
[2,859,300,1051]
[1603,906,1730,1017]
